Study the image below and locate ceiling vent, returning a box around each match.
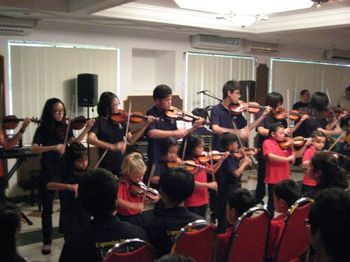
[324,49,350,61]
[244,40,279,55]
[190,34,241,51]
[0,17,35,36]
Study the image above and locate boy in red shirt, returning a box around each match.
[301,130,326,197]
[263,123,295,215]
[267,179,301,259]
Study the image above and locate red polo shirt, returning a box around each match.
[302,146,317,186]
[185,159,209,207]
[263,138,292,184]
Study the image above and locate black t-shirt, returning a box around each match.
[210,103,247,151]
[32,124,73,183]
[59,215,147,262]
[57,168,90,236]
[292,101,308,110]
[217,156,240,191]
[293,117,328,138]
[146,106,177,167]
[256,112,287,148]
[145,206,203,257]
[90,117,126,175]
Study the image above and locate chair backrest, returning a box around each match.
[274,197,314,262]
[225,206,271,262]
[172,219,217,262]
[103,238,156,262]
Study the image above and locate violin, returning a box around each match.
[1,115,40,130]
[167,158,213,173]
[70,116,96,130]
[279,136,309,149]
[232,148,258,159]
[130,181,160,201]
[111,110,160,124]
[273,108,308,121]
[229,101,267,115]
[165,106,208,124]
[197,150,225,163]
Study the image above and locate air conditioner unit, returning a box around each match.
[244,40,279,55]
[0,17,35,36]
[324,49,350,61]
[190,34,241,51]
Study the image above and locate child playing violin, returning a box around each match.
[301,130,326,197]
[263,123,296,216]
[31,98,94,254]
[149,137,179,189]
[46,142,90,241]
[88,92,155,177]
[117,152,160,227]
[216,132,251,233]
[182,134,227,217]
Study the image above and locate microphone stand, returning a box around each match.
[200,91,222,102]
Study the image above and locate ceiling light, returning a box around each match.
[175,0,314,27]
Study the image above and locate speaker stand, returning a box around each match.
[87,106,91,165]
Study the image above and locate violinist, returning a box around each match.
[210,80,270,151]
[182,134,228,217]
[88,92,155,176]
[292,89,310,110]
[117,152,159,228]
[301,131,326,197]
[31,98,93,255]
[216,132,251,233]
[0,116,30,201]
[294,92,342,138]
[255,92,308,205]
[146,85,202,169]
[263,123,296,216]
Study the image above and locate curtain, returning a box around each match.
[9,44,118,145]
[271,59,350,109]
[186,53,255,112]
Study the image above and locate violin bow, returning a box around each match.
[124,101,132,146]
[208,144,215,182]
[62,95,75,155]
[327,132,345,152]
[231,118,254,166]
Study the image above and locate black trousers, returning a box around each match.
[188,204,207,218]
[267,184,275,216]
[255,152,266,203]
[39,180,55,245]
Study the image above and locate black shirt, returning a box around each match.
[59,215,147,262]
[32,125,73,183]
[146,106,177,167]
[145,206,203,257]
[294,117,328,138]
[57,168,90,236]
[256,112,287,148]
[292,101,308,110]
[210,103,247,150]
[90,117,126,175]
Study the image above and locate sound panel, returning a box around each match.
[239,80,256,102]
[77,73,98,107]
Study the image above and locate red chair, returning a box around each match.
[273,197,314,262]
[172,219,217,262]
[103,238,156,262]
[225,206,271,262]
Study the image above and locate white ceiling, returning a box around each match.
[0,0,350,50]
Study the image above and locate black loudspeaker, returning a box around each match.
[77,74,98,107]
[239,80,256,102]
